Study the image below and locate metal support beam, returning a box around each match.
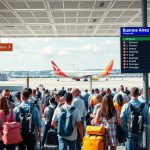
[141,0,149,149]
[89,76,92,91]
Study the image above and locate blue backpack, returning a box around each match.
[57,106,75,136]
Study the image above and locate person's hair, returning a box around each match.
[99,94,116,119]
[113,88,116,91]
[105,88,111,94]
[21,89,30,99]
[95,94,102,103]
[85,89,88,93]
[116,94,123,106]
[36,87,39,91]
[131,87,139,97]
[2,89,10,93]
[100,91,106,97]
[91,89,94,94]
[32,89,36,95]
[63,92,73,103]
[27,88,32,95]
[49,97,55,104]
[0,96,9,116]
[15,92,21,100]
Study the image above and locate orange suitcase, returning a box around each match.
[86,125,106,136]
[83,135,105,150]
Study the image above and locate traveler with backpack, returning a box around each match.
[14,89,41,150]
[121,87,149,150]
[41,97,57,149]
[51,92,83,150]
[71,88,86,150]
[0,96,16,150]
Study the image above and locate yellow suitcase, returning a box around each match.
[86,126,105,136]
[83,135,105,150]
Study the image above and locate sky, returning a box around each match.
[0,37,120,71]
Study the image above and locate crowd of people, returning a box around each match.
[0,85,149,150]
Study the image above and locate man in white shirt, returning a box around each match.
[71,88,86,150]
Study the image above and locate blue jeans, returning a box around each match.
[58,137,76,150]
[125,132,143,150]
[41,124,51,146]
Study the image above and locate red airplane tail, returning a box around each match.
[51,61,68,77]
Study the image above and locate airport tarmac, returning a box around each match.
[0,77,143,92]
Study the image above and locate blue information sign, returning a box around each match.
[121,27,150,36]
[120,27,150,73]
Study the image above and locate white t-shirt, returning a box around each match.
[113,91,129,102]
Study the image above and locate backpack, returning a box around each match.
[46,105,56,125]
[57,106,75,136]
[128,103,145,133]
[19,106,35,134]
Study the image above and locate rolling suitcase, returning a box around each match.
[44,129,58,150]
[83,135,105,150]
[44,145,58,150]
[45,129,58,145]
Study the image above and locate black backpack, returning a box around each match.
[46,105,56,125]
[19,106,35,134]
[128,103,145,133]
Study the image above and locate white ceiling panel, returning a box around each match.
[26,1,45,9]
[0,0,149,37]
[8,2,28,9]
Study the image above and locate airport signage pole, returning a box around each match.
[141,0,148,149]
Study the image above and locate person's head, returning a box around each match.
[94,88,99,94]
[63,92,73,104]
[21,89,30,101]
[116,94,123,106]
[36,87,39,92]
[0,96,9,116]
[130,87,139,98]
[71,88,80,97]
[27,88,32,96]
[125,87,128,91]
[113,88,116,92]
[62,87,64,90]
[95,94,102,104]
[105,88,111,95]
[85,89,88,93]
[100,94,116,119]
[44,89,50,95]
[49,97,55,104]
[91,89,94,94]
[15,92,21,101]
[2,89,10,101]
[148,87,150,98]
[100,91,106,97]
[120,85,124,92]
[32,89,36,97]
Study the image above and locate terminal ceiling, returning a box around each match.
[0,0,150,37]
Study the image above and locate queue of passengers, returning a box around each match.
[0,85,149,150]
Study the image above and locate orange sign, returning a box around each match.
[0,43,13,51]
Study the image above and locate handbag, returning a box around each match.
[116,124,126,143]
[116,111,126,143]
[0,110,22,145]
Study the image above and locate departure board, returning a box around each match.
[121,27,150,73]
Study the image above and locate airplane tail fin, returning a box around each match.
[51,61,68,77]
[100,60,114,76]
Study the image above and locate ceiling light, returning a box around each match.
[5,26,15,28]
[93,19,97,22]
[100,2,104,7]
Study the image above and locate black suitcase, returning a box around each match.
[45,129,58,145]
[44,145,58,150]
